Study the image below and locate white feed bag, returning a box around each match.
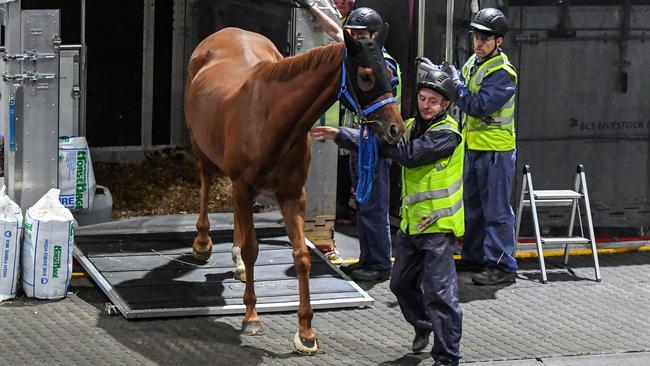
[22,189,75,300]
[59,136,96,210]
[0,186,23,302]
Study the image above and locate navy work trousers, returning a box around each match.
[461,150,518,272]
[390,231,462,361]
[349,153,392,271]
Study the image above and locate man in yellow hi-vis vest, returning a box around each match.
[444,8,518,286]
[311,70,463,366]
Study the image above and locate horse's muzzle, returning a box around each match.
[387,124,400,143]
[366,120,401,145]
[366,120,400,145]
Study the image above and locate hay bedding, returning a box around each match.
[93,147,237,219]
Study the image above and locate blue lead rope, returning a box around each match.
[355,124,378,204]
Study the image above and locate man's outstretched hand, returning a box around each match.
[311,126,340,141]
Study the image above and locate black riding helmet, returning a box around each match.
[343,7,383,33]
[470,8,508,36]
[417,70,456,103]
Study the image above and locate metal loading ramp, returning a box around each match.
[74,227,372,319]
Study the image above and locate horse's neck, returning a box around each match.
[271,43,345,136]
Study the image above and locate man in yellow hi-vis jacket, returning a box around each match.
[311,70,463,366]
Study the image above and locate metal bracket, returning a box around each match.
[105,302,119,316]
[296,31,305,51]
[71,86,81,99]
[2,50,56,62]
[2,71,56,82]
[53,35,62,50]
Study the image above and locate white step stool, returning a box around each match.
[515,164,601,283]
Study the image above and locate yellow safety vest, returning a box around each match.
[400,115,465,236]
[461,52,517,151]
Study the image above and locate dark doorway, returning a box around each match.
[85,1,143,147]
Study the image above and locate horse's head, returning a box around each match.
[343,25,405,145]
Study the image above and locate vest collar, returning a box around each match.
[476,48,502,65]
[411,113,447,140]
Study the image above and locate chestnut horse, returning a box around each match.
[184,27,403,353]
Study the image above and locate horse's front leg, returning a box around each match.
[193,156,214,261]
[233,181,263,335]
[277,189,320,355]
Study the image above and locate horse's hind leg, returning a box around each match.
[192,144,217,262]
[277,189,320,355]
[233,180,263,335]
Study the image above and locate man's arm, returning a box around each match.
[295,0,344,42]
[454,70,516,118]
[334,127,360,151]
[379,130,460,168]
[312,126,460,168]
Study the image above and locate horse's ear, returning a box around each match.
[375,22,389,48]
[343,29,362,56]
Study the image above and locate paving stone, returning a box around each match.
[0,252,649,365]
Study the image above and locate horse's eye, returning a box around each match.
[356,67,376,91]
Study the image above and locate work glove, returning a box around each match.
[415,56,439,71]
[441,61,460,84]
[292,0,315,8]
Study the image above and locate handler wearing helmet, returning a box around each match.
[443,8,519,286]
[311,70,463,366]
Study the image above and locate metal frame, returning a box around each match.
[2,0,21,188]
[141,0,155,149]
[59,45,82,137]
[417,0,425,57]
[169,0,187,146]
[444,0,454,62]
[74,234,373,319]
[2,8,61,208]
[78,0,88,137]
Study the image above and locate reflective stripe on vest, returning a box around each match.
[461,52,517,151]
[414,199,463,232]
[403,177,462,205]
[400,115,465,236]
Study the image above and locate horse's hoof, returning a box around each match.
[233,265,247,282]
[192,246,212,262]
[242,320,264,336]
[293,331,321,355]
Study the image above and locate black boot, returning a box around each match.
[350,268,391,281]
[340,262,363,275]
[472,265,517,285]
[411,328,431,353]
[433,359,459,366]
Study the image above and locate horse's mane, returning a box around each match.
[259,43,345,82]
